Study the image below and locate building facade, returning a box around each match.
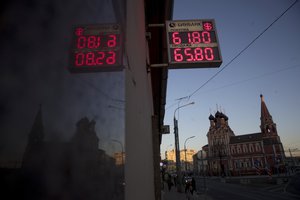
[165,149,196,172]
[206,95,285,176]
[193,149,208,175]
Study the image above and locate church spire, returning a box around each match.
[260,94,277,136]
[28,104,44,144]
[260,94,272,122]
[22,105,45,168]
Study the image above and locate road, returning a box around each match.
[195,175,300,200]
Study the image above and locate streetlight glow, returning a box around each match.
[184,136,196,172]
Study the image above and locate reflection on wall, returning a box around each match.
[1,108,124,200]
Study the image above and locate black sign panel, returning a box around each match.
[166,19,222,69]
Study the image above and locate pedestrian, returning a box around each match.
[167,173,173,191]
[185,181,193,200]
[173,175,177,187]
[191,177,196,195]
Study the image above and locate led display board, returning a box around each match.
[166,19,222,69]
[69,24,123,73]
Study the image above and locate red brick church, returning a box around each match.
[205,95,285,176]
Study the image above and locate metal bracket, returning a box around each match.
[150,63,168,68]
[147,63,169,73]
[148,24,165,28]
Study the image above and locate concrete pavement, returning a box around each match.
[161,185,213,200]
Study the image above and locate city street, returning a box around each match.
[194,175,300,200]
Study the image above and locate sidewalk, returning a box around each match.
[161,186,213,200]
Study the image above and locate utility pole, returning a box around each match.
[173,101,195,192]
[174,117,182,192]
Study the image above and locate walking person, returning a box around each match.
[167,173,173,191]
[185,181,193,200]
[191,177,196,195]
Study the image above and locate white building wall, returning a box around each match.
[125,0,155,199]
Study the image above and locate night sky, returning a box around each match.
[0,0,125,163]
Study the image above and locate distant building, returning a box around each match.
[114,152,125,166]
[165,148,196,171]
[205,95,285,176]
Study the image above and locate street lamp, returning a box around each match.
[173,101,195,192]
[184,136,195,171]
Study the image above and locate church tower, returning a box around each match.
[259,94,285,169]
[207,111,234,175]
[22,105,45,169]
[260,94,277,137]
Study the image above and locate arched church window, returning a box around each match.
[255,143,261,152]
[237,145,241,154]
[243,144,248,153]
[231,146,235,154]
[249,144,254,152]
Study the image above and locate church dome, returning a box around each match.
[209,114,215,120]
[215,111,221,118]
[223,113,228,121]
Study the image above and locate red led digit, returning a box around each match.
[87,36,101,48]
[204,48,214,60]
[174,48,183,61]
[106,51,116,64]
[202,31,211,43]
[172,32,181,44]
[77,36,86,49]
[87,36,95,48]
[107,34,117,47]
[188,33,192,44]
[184,48,193,61]
[187,32,201,44]
[194,48,204,61]
[86,52,95,65]
[96,51,105,65]
[192,32,201,44]
[75,52,85,66]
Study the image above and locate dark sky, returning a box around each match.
[0,0,125,163]
[162,0,300,154]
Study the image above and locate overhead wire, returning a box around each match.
[165,64,300,110]
[187,0,299,99]
[198,64,300,95]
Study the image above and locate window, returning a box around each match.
[231,146,235,154]
[255,143,261,152]
[243,144,248,153]
[249,144,254,153]
[237,145,241,154]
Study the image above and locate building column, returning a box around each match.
[125,0,155,199]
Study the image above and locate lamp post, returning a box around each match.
[173,101,195,192]
[184,136,195,172]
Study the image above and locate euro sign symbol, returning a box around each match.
[203,22,213,31]
[75,28,84,36]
